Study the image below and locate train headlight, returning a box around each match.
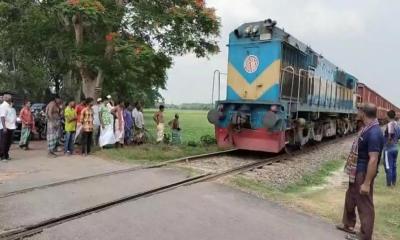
[252,25,259,35]
[244,26,252,36]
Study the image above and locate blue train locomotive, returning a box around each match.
[208,19,358,153]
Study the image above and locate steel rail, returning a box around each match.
[0,149,238,199]
[0,135,354,240]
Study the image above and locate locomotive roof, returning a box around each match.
[232,19,358,81]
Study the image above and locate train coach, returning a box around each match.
[208,19,399,153]
[357,83,400,122]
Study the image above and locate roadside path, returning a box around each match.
[0,142,346,240]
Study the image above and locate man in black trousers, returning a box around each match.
[0,94,16,161]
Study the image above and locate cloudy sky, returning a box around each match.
[161,0,400,106]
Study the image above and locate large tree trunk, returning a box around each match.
[70,3,122,100]
[72,13,103,99]
[80,67,96,99]
[80,67,104,99]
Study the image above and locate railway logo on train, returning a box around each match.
[208,19,400,153]
[244,55,259,74]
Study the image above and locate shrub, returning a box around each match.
[187,141,198,147]
[200,134,217,145]
[163,133,171,144]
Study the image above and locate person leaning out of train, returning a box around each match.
[383,110,399,187]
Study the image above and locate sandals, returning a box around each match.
[336,224,356,234]
[345,233,361,240]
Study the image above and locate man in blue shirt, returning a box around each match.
[338,103,384,240]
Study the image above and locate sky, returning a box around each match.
[161,0,400,106]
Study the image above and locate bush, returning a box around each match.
[200,134,217,145]
[187,141,198,147]
[163,133,171,144]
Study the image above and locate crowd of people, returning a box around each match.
[0,94,182,160]
[0,93,399,239]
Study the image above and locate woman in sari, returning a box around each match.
[19,100,35,150]
[113,101,125,147]
[99,99,116,148]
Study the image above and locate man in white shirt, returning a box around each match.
[131,102,139,126]
[133,105,145,144]
[0,94,17,161]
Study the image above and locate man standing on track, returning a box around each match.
[337,103,384,240]
[46,96,62,158]
[153,105,165,143]
[0,94,16,161]
[383,110,398,187]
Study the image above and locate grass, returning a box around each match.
[230,158,400,240]
[100,144,220,164]
[372,170,400,240]
[231,159,344,200]
[283,159,344,193]
[143,109,214,143]
[98,108,220,164]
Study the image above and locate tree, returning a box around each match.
[0,0,220,103]
[0,0,75,100]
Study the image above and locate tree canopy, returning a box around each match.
[0,0,220,105]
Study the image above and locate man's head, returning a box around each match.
[127,102,133,111]
[3,94,12,103]
[24,100,31,108]
[387,110,396,120]
[54,96,62,106]
[175,113,179,119]
[358,103,377,122]
[159,104,165,112]
[85,97,94,107]
[118,100,125,108]
[97,98,102,104]
[68,101,76,108]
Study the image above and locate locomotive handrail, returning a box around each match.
[297,69,307,119]
[211,70,227,107]
[281,66,295,115]
[307,68,315,106]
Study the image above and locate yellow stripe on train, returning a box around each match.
[227,60,281,100]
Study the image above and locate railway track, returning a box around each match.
[0,135,353,240]
[0,149,238,199]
